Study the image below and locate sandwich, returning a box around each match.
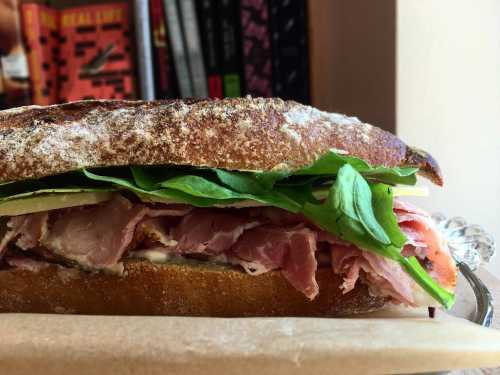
[0,98,457,316]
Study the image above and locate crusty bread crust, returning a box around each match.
[0,98,442,185]
[0,260,387,316]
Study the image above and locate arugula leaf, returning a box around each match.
[83,169,225,207]
[371,183,407,248]
[160,175,248,200]
[293,150,418,186]
[252,171,290,189]
[214,169,267,194]
[295,150,370,175]
[364,166,418,185]
[160,174,301,212]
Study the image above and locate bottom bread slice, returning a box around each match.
[0,259,388,316]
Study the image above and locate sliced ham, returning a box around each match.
[231,225,319,299]
[41,196,149,273]
[172,210,260,254]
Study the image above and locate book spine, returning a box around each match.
[0,0,31,107]
[179,0,208,98]
[134,0,155,100]
[269,0,309,103]
[21,3,59,105]
[196,0,222,98]
[58,3,136,101]
[164,0,193,98]
[240,0,272,97]
[218,0,242,97]
[149,0,177,98]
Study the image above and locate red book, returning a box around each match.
[58,3,135,101]
[21,3,59,105]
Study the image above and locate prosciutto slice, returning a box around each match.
[172,210,260,254]
[330,245,415,305]
[0,212,48,258]
[394,199,456,289]
[230,226,319,299]
[41,196,149,272]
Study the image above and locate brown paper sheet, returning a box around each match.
[1,309,500,375]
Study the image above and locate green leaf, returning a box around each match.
[371,183,407,248]
[294,150,370,175]
[401,257,455,310]
[160,175,247,200]
[364,166,418,185]
[83,169,224,207]
[292,149,418,186]
[214,169,267,194]
[302,164,455,309]
[329,164,390,245]
[160,174,301,212]
[252,171,290,189]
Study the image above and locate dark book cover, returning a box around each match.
[58,3,135,102]
[269,0,309,104]
[134,0,155,100]
[164,0,193,98]
[218,0,242,97]
[240,0,272,97]
[21,3,59,105]
[149,0,177,98]
[196,0,222,98]
[179,0,208,97]
[0,0,31,108]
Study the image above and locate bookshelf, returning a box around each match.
[1,0,396,133]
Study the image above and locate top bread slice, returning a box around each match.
[0,97,443,184]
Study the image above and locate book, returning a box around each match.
[21,3,59,105]
[218,0,242,97]
[149,0,177,99]
[240,0,272,97]
[269,0,309,103]
[57,2,136,102]
[196,0,223,98]
[164,0,193,98]
[133,0,155,100]
[178,0,208,98]
[0,0,31,108]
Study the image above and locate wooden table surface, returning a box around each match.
[453,268,500,375]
